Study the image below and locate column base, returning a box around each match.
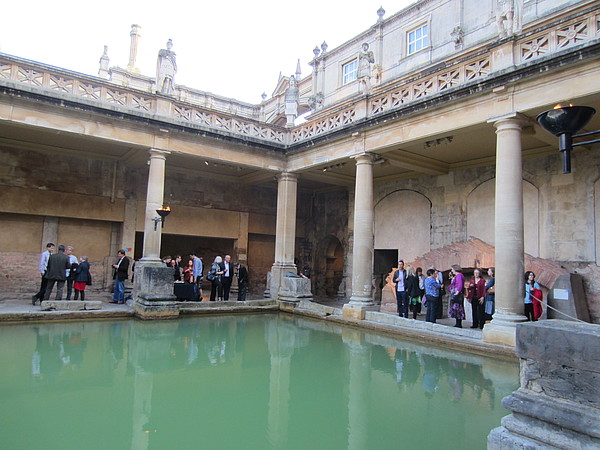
[134,299,180,320]
[270,262,298,300]
[482,312,528,347]
[343,300,377,320]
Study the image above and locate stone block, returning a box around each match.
[277,276,313,302]
[135,265,176,302]
[488,320,600,448]
[342,304,366,320]
[40,300,103,311]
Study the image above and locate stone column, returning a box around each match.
[133,149,177,317]
[270,172,298,301]
[344,153,375,318]
[484,113,528,346]
[140,149,169,263]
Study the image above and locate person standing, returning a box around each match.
[235,262,249,302]
[111,250,129,304]
[524,271,540,321]
[467,268,487,329]
[32,242,54,305]
[392,260,409,318]
[424,269,441,323]
[73,256,91,301]
[220,254,234,301]
[209,256,224,301]
[448,265,466,328]
[173,255,182,281]
[406,265,422,320]
[65,246,78,300]
[43,245,71,301]
[191,251,203,301]
[484,267,495,325]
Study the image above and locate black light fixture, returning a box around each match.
[153,206,171,231]
[536,105,597,174]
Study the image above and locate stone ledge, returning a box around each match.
[40,300,102,311]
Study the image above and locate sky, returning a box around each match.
[1,0,416,103]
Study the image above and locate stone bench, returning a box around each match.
[40,300,103,311]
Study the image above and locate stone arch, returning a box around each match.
[374,189,431,261]
[467,178,540,257]
[314,235,344,298]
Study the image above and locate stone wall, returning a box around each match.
[368,144,600,323]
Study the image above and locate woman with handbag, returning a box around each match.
[448,264,466,328]
[73,255,90,301]
[208,256,225,301]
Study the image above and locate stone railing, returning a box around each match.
[367,55,491,118]
[0,55,288,146]
[518,10,600,62]
[1,7,598,148]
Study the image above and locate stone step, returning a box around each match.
[40,300,103,311]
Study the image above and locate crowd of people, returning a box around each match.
[32,243,92,305]
[160,253,249,302]
[392,261,543,328]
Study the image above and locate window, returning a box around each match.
[342,59,358,84]
[408,24,429,55]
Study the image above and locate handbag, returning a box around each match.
[207,272,215,281]
[86,272,93,286]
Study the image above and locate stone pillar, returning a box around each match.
[484,113,528,346]
[141,149,169,263]
[127,24,141,73]
[344,153,375,319]
[133,149,177,318]
[270,172,299,301]
[41,216,58,248]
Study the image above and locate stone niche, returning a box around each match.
[488,320,600,449]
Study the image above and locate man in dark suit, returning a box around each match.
[392,259,409,318]
[235,262,248,301]
[111,249,130,304]
[33,242,54,305]
[43,245,71,301]
[220,254,234,301]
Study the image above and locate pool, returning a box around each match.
[0,314,518,449]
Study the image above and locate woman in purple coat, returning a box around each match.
[448,264,466,328]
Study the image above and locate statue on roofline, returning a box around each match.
[156,39,177,95]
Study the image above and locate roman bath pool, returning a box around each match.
[1,314,519,449]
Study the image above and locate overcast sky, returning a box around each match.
[1,1,416,103]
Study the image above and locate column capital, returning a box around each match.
[148,148,171,160]
[352,152,374,165]
[487,112,530,128]
[276,171,298,183]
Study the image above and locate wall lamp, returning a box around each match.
[536,105,597,174]
[153,206,171,231]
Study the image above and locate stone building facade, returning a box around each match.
[1,0,599,335]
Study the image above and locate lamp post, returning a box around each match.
[536,105,597,173]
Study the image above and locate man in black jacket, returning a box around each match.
[235,262,249,302]
[111,249,130,304]
[43,245,71,301]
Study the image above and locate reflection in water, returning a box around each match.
[0,315,518,449]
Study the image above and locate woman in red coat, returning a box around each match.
[467,268,487,329]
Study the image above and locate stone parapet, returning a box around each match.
[488,320,600,449]
[40,300,102,311]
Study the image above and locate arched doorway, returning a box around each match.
[315,236,344,299]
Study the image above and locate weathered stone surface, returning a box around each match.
[277,276,312,302]
[488,320,600,449]
[136,265,177,302]
[133,300,179,320]
[40,300,102,311]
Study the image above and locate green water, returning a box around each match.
[0,314,518,449]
